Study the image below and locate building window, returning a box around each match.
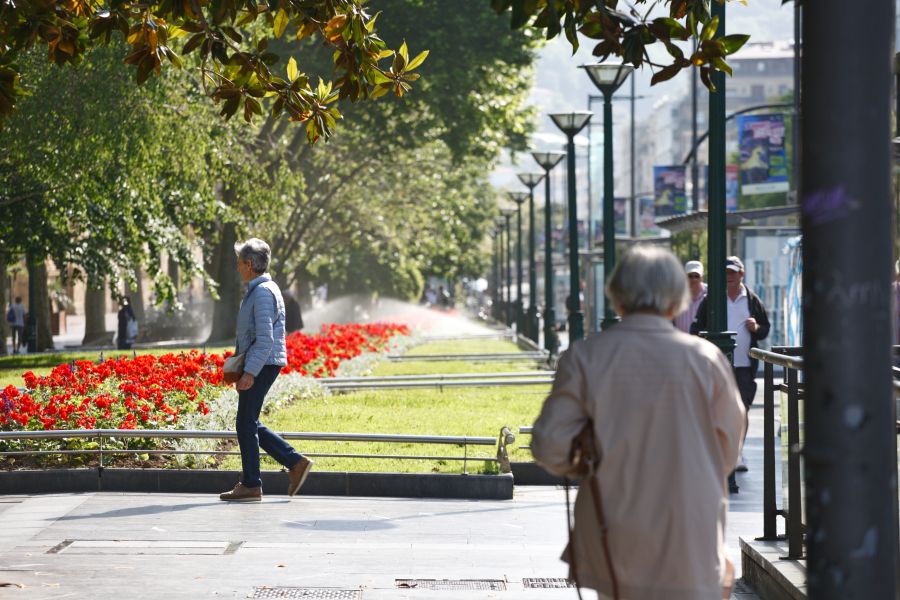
[757,62,766,72]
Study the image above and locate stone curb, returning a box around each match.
[0,469,514,500]
[740,537,807,600]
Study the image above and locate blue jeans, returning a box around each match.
[236,365,303,488]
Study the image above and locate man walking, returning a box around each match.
[692,256,770,472]
[674,260,707,333]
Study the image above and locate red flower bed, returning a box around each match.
[0,323,409,432]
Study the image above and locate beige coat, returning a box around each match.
[532,314,745,600]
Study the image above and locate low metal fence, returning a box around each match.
[321,376,554,392]
[0,427,516,475]
[386,352,548,362]
[319,371,552,383]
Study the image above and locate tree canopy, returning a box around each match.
[491,0,749,90]
[0,0,427,141]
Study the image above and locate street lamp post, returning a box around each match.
[490,228,500,321]
[549,112,592,343]
[507,192,529,337]
[500,208,516,328]
[581,63,633,330]
[517,173,545,345]
[495,217,507,324]
[531,150,566,355]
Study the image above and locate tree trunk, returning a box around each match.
[206,220,241,344]
[26,253,54,351]
[294,267,312,310]
[82,274,109,345]
[167,256,180,292]
[0,251,8,356]
[126,267,145,323]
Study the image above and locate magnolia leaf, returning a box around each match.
[274,9,289,39]
[287,56,298,81]
[370,84,390,99]
[719,34,750,55]
[369,69,391,85]
[651,63,681,86]
[366,11,380,32]
[405,50,428,71]
[700,15,719,42]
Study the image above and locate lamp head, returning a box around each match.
[549,111,592,136]
[581,63,634,96]
[506,191,529,206]
[517,172,545,188]
[500,207,517,218]
[531,150,566,171]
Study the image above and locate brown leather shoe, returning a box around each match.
[287,457,314,496]
[219,482,262,502]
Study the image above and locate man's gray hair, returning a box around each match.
[234,238,271,274]
[605,245,689,317]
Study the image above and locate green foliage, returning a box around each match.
[491,0,749,92]
[671,228,708,267]
[257,0,538,295]
[0,0,426,141]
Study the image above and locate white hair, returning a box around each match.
[234,238,271,274]
[606,245,689,317]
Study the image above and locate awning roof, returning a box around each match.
[655,205,800,234]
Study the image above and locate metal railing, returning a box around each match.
[319,371,552,383]
[0,427,516,475]
[386,352,548,362]
[321,376,554,391]
[750,346,805,559]
[751,346,900,560]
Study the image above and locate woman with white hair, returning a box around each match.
[219,238,313,502]
[531,245,745,600]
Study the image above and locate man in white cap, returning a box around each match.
[674,260,707,333]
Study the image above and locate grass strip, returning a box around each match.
[219,338,551,475]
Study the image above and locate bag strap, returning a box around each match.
[235,283,264,353]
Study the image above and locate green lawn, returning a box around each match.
[219,338,552,474]
[0,346,232,388]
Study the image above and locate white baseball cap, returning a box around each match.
[685,260,704,276]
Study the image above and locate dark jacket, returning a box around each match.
[690,285,770,371]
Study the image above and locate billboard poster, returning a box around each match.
[653,166,688,217]
[726,165,739,212]
[736,113,789,195]
[638,197,660,237]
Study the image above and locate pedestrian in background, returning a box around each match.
[692,256,770,472]
[532,245,744,600]
[674,260,707,333]
[220,238,313,502]
[116,297,137,350]
[283,290,304,333]
[6,297,25,354]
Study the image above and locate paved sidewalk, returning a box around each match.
[0,486,761,600]
[0,378,772,600]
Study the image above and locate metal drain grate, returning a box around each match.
[250,588,361,599]
[395,579,507,591]
[46,540,233,555]
[523,578,575,589]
